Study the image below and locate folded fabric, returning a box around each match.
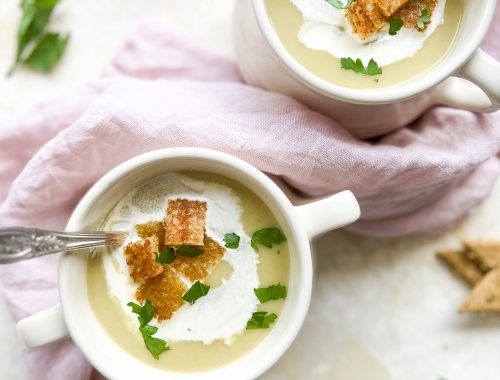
[1,7,500,379]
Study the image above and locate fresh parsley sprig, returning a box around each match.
[324,0,353,9]
[8,0,70,76]
[416,6,431,29]
[254,284,287,303]
[246,311,278,329]
[388,19,404,35]
[182,281,210,305]
[251,228,287,251]
[340,57,382,76]
[127,300,169,359]
[223,232,240,249]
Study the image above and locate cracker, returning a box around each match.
[164,199,207,246]
[460,268,500,313]
[136,221,165,250]
[437,250,484,287]
[136,266,187,321]
[463,240,500,272]
[394,0,438,30]
[171,236,226,282]
[123,236,163,283]
[346,0,387,39]
[373,0,409,16]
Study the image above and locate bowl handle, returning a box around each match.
[295,190,360,240]
[432,49,500,112]
[16,304,68,348]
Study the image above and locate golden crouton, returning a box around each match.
[460,268,500,313]
[124,236,163,282]
[437,250,484,287]
[171,236,226,282]
[346,0,387,39]
[136,266,187,321]
[136,221,165,250]
[164,199,207,246]
[373,0,409,16]
[463,241,500,272]
[394,0,437,30]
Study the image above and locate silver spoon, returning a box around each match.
[0,227,128,264]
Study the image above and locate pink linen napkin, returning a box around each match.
[1,6,500,379]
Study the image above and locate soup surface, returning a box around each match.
[266,0,463,89]
[87,171,290,372]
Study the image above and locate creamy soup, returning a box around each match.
[266,0,463,88]
[87,171,290,372]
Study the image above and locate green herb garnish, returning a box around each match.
[223,233,240,249]
[254,284,287,303]
[182,281,210,305]
[246,311,278,329]
[324,0,353,9]
[251,228,287,251]
[127,301,169,359]
[340,57,382,76]
[23,32,69,73]
[388,19,404,35]
[416,6,431,29]
[177,245,204,257]
[128,300,155,327]
[155,247,176,264]
[8,0,69,76]
[140,329,169,359]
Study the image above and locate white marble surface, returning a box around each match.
[1,1,499,379]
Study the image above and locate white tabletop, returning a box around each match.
[1,1,499,379]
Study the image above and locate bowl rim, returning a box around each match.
[60,147,313,380]
[251,0,497,104]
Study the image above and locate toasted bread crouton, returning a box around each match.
[136,221,165,250]
[136,266,187,321]
[346,0,387,39]
[463,241,500,272]
[460,268,500,313]
[437,250,484,287]
[171,236,226,282]
[164,199,207,246]
[394,0,437,30]
[124,236,163,282]
[373,0,409,16]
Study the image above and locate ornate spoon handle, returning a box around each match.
[0,227,127,264]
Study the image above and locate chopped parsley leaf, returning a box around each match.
[155,247,176,264]
[223,232,240,249]
[324,0,353,9]
[254,284,287,303]
[417,6,431,29]
[246,311,278,329]
[177,245,204,257]
[388,18,403,35]
[182,281,210,305]
[251,228,286,251]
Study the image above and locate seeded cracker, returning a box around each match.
[463,240,500,272]
[346,0,387,39]
[136,221,165,249]
[136,266,187,321]
[373,0,409,17]
[124,236,163,282]
[393,0,438,30]
[164,199,207,246]
[437,250,484,287]
[171,236,226,282]
[460,268,500,313]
